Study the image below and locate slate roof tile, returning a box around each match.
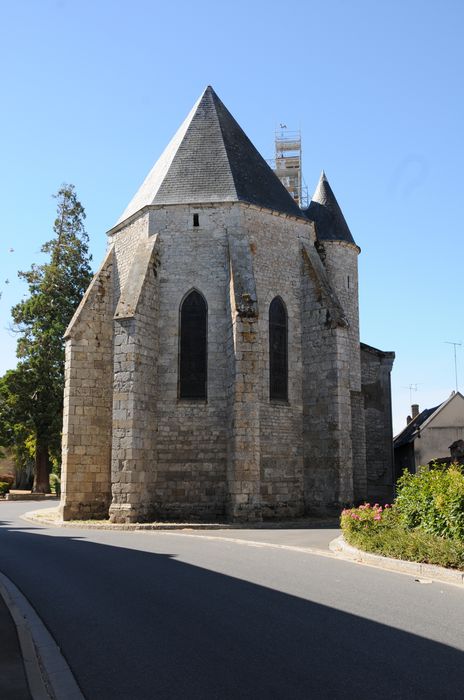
[303,171,356,244]
[117,86,303,225]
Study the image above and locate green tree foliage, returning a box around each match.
[0,369,36,487]
[0,184,92,492]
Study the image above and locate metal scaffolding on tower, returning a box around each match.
[269,128,308,208]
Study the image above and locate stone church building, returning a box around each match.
[60,86,394,523]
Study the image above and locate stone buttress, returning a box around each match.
[109,227,159,522]
[60,247,114,519]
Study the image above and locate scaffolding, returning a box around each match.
[269,128,308,208]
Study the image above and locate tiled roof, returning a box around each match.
[302,171,356,244]
[393,406,440,448]
[116,86,304,225]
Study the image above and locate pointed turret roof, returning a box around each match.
[116,86,304,225]
[303,171,356,244]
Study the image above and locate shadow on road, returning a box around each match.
[0,518,463,699]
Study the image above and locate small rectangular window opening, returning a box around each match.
[347,275,350,289]
[193,213,199,227]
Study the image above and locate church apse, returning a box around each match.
[60,86,394,522]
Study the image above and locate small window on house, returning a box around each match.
[347,275,350,289]
[269,296,288,401]
[179,290,207,399]
[193,213,200,227]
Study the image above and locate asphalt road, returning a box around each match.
[1,501,464,700]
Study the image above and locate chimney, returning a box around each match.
[411,404,419,419]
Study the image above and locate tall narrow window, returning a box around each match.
[269,296,288,401]
[179,290,207,399]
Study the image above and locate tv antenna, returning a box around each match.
[444,341,462,392]
[402,383,420,405]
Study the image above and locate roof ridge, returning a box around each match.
[197,86,238,200]
[210,87,302,216]
[209,86,241,200]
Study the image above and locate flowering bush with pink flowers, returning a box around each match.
[341,465,464,569]
[340,500,464,570]
[341,502,395,536]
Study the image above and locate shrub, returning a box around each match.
[341,503,395,541]
[395,465,464,541]
[340,502,464,570]
[0,481,10,495]
[49,473,61,496]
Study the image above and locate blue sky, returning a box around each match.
[0,0,463,433]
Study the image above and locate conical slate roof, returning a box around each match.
[116,86,304,224]
[303,171,356,244]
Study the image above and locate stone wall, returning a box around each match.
[319,241,361,389]
[227,224,261,520]
[300,242,352,513]
[109,236,159,523]
[61,198,388,522]
[111,213,149,303]
[104,201,357,521]
[351,390,367,501]
[361,343,395,502]
[144,204,232,520]
[317,240,364,506]
[60,247,114,519]
[241,208,308,518]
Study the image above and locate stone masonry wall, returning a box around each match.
[241,207,309,518]
[109,236,159,523]
[319,241,363,504]
[361,344,395,502]
[351,390,367,501]
[145,204,232,520]
[110,213,149,304]
[300,242,353,512]
[68,200,369,521]
[227,223,261,520]
[60,247,114,519]
[107,202,347,521]
[319,241,361,390]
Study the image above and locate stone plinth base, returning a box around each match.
[226,499,263,522]
[108,502,143,524]
[60,499,109,521]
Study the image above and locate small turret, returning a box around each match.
[305,171,364,501]
[303,170,356,245]
[305,171,361,388]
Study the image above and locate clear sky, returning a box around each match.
[0,0,463,434]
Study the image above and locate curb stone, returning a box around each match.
[0,572,85,700]
[329,535,464,587]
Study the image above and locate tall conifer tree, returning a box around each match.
[3,184,93,492]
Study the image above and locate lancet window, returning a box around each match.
[269,296,288,401]
[179,290,207,399]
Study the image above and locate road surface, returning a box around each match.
[1,501,463,699]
